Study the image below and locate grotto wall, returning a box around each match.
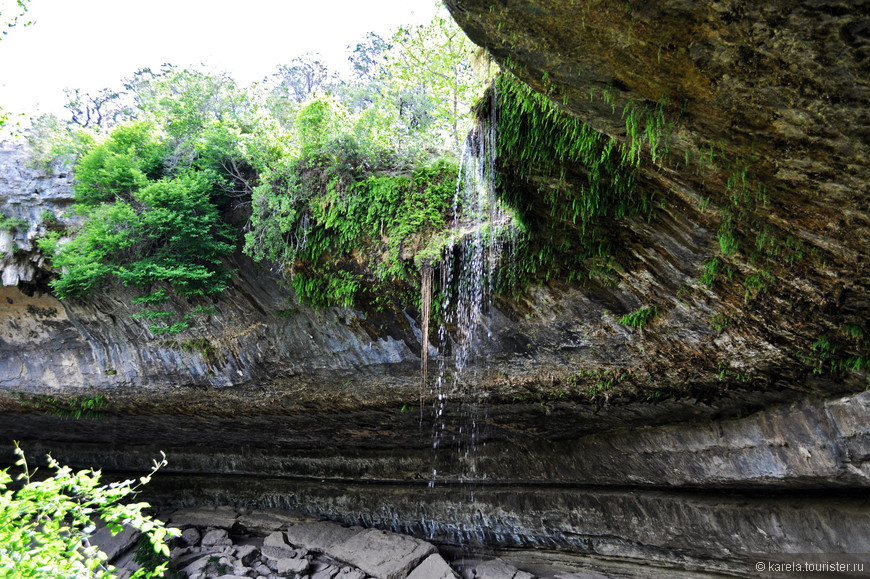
[445,0,870,399]
[1,0,869,573]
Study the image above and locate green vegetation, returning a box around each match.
[743,269,774,303]
[30,10,482,320]
[16,393,108,419]
[717,362,752,383]
[0,212,27,233]
[618,305,658,328]
[709,312,729,334]
[134,534,184,578]
[0,442,178,577]
[496,73,651,234]
[806,326,870,386]
[158,337,215,358]
[131,303,216,336]
[37,121,235,301]
[491,73,668,289]
[245,146,458,307]
[566,367,629,398]
[28,14,685,327]
[619,97,674,167]
[698,256,736,289]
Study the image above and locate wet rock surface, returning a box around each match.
[1,391,868,576]
[1,1,869,576]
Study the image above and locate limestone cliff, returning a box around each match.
[1,0,869,574]
[446,0,870,400]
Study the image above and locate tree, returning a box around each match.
[25,113,95,170]
[272,54,335,104]
[348,32,391,85]
[385,14,484,151]
[35,9,488,314]
[64,87,134,131]
[0,0,32,129]
[0,0,31,41]
[40,121,235,302]
[343,32,392,111]
[0,442,179,578]
[335,10,484,156]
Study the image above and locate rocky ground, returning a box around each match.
[91,505,727,579]
[92,505,529,579]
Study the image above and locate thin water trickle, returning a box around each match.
[428,84,516,516]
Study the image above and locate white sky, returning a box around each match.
[0,0,440,123]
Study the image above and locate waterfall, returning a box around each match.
[428,84,516,492]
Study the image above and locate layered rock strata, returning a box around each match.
[1,0,869,574]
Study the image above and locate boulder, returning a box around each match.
[276,557,310,575]
[327,528,437,579]
[238,508,321,533]
[338,567,367,579]
[253,562,273,576]
[182,555,214,577]
[170,506,239,529]
[235,544,261,566]
[407,554,459,579]
[87,523,140,562]
[310,563,341,579]
[457,558,533,579]
[201,528,233,547]
[232,558,250,576]
[262,530,296,560]
[181,527,202,547]
[284,521,365,554]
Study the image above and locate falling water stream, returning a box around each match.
[427,85,516,529]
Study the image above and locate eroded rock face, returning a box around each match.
[0,143,75,291]
[0,1,869,572]
[447,0,870,239]
[445,0,869,397]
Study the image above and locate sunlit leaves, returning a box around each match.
[43,124,234,299]
[37,8,484,313]
[0,0,32,41]
[0,442,179,578]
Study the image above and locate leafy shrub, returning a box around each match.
[0,443,179,578]
[73,122,166,204]
[42,123,234,300]
[0,212,28,233]
[244,139,458,307]
[16,394,108,419]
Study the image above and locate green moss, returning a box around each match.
[245,138,459,309]
[490,73,669,291]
